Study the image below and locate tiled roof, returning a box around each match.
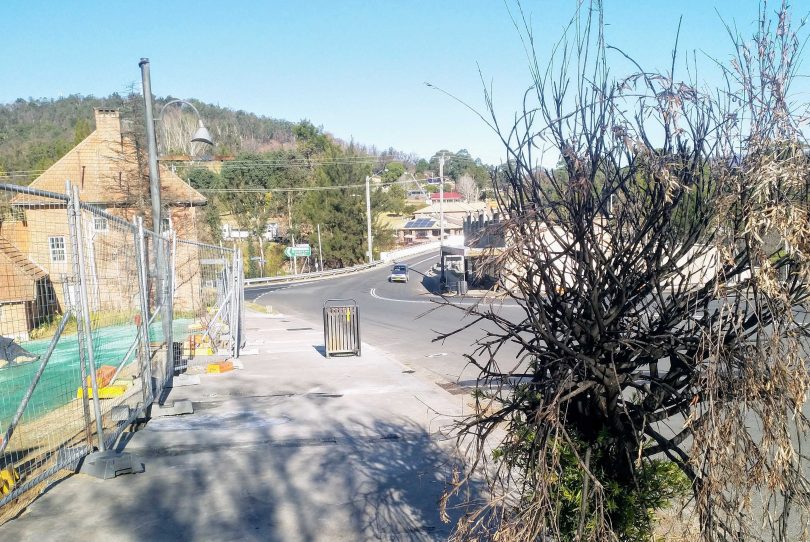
[0,237,47,303]
[12,110,206,207]
[414,201,488,215]
[429,192,463,201]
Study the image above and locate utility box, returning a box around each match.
[323,299,361,358]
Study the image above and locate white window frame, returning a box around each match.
[49,236,66,263]
[93,216,108,232]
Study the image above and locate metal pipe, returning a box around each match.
[0,183,70,201]
[135,217,155,408]
[0,309,73,457]
[66,181,93,447]
[71,185,106,452]
[140,59,173,391]
[230,250,239,358]
[139,58,162,240]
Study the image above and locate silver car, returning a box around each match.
[389,264,409,283]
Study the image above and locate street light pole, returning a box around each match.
[139,58,162,266]
[139,57,173,399]
[439,154,445,248]
[365,175,373,264]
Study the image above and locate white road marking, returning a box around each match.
[369,287,523,309]
[369,288,435,304]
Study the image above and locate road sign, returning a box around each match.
[284,244,311,258]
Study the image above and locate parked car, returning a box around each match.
[389,263,409,283]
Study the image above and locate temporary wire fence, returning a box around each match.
[0,182,243,522]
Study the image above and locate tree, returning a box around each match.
[299,147,393,267]
[455,173,479,202]
[219,153,300,277]
[381,161,405,183]
[442,3,810,541]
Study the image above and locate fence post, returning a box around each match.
[234,249,243,358]
[229,249,238,358]
[163,227,175,392]
[65,181,94,448]
[70,185,106,452]
[237,249,245,351]
[135,217,154,410]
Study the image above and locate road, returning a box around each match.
[245,253,526,387]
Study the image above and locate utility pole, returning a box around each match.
[291,233,298,275]
[317,223,324,271]
[140,58,161,244]
[439,154,445,247]
[365,175,373,264]
[140,57,173,388]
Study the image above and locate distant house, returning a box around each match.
[413,201,488,221]
[2,108,207,320]
[396,216,463,245]
[0,237,53,340]
[429,192,464,203]
[221,221,279,241]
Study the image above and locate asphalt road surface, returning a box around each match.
[245,253,526,386]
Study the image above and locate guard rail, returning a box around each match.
[243,241,441,287]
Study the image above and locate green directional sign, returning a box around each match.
[284,244,312,258]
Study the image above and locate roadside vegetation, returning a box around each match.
[441,2,810,541]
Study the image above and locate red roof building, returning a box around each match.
[429,191,464,203]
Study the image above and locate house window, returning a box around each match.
[49,236,66,262]
[94,217,108,232]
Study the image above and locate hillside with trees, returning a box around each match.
[0,94,296,177]
[0,93,495,275]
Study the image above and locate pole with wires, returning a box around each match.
[365,175,373,264]
[439,154,445,247]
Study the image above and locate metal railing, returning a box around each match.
[0,182,243,520]
[243,241,441,287]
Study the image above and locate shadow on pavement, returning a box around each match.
[3,412,481,541]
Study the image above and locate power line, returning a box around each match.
[0,156,390,176]
[199,178,419,193]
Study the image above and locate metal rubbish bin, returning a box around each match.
[323,299,361,358]
[457,280,468,295]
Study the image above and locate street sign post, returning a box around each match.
[284,244,312,258]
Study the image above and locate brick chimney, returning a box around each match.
[93,108,122,141]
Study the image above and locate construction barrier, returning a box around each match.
[0,182,244,523]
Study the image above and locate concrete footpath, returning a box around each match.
[0,309,472,542]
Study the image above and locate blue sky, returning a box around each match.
[2,1,806,164]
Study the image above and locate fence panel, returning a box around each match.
[0,183,243,522]
[173,238,238,369]
[0,184,92,519]
[75,199,150,451]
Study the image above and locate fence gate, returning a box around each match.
[322,299,361,357]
